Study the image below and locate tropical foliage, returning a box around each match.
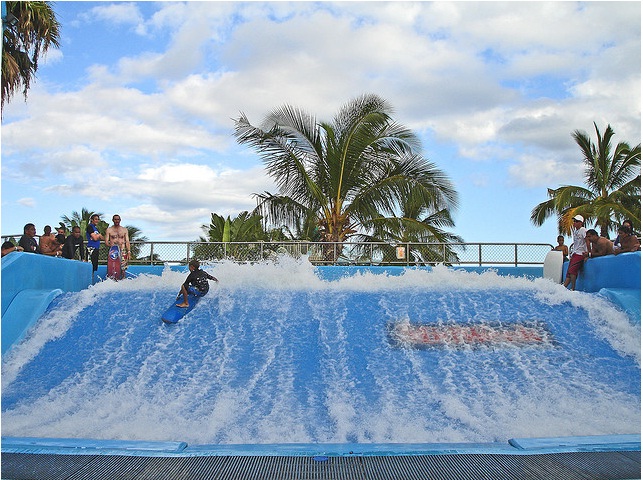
[531,123,641,237]
[200,211,266,243]
[234,94,459,260]
[365,196,464,264]
[194,211,270,261]
[2,1,61,112]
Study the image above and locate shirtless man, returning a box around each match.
[585,229,613,259]
[105,214,131,258]
[40,225,63,256]
[614,225,641,254]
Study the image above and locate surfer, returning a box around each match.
[176,259,218,307]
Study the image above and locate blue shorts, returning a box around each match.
[188,286,207,297]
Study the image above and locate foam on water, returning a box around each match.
[1,257,640,444]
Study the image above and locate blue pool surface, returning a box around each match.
[1,252,640,456]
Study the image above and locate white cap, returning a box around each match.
[573,214,584,222]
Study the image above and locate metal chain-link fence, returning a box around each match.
[93,241,556,266]
[1,236,554,266]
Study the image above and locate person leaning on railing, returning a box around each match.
[585,229,613,259]
[1,241,24,257]
[19,223,41,254]
[613,225,641,255]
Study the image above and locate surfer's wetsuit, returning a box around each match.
[183,269,217,296]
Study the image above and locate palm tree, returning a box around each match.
[201,211,265,243]
[2,1,61,112]
[234,94,459,260]
[194,211,267,261]
[126,225,147,260]
[364,196,464,264]
[531,123,641,237]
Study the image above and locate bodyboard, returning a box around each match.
[107,245,123,280]
[543,250,564,284]
[162,293,201,324]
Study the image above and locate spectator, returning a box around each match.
[614,225,641,254]
[62,226,86,260]
[585,229,613,259]
[563,215,589,291]
[553,235,569,262]
[86,214,104,272]
[55,226,66,245]
[1,241,23,257]
[40,225,63,256]
[623,219,638,237]
[19,223,41,253]
[614,220,638,248]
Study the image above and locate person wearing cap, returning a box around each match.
[563,214,590,290]
[176,259,219,308]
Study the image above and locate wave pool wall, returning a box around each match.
[563,251,641,292]
[562,251,641,322]
[1,253,92,355]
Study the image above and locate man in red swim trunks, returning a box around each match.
[563,215,590,291]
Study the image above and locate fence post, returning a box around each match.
[515,244,518,267]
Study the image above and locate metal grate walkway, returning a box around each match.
[2,450,641,480]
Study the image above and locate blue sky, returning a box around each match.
[2,1,640,245]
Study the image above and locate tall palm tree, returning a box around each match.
[2,1,61,112]
[234,94,459,258]
[531,123,641,237]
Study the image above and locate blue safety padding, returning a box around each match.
[509,434,641,452]
[564,251,641,293]
[2,288,63,355]
[598,288,641,325]
[1,437,188,454]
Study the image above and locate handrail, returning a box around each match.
[0,237,556,267]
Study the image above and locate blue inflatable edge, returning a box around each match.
[1,435,639,457]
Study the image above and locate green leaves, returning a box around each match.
[2,1,61,112]
[532,123,640,236]
[234,94,459,246]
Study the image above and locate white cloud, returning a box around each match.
[508,154,583,189]
[17,198,36,208]
[87,3,144,28]
[1,1,639,242]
